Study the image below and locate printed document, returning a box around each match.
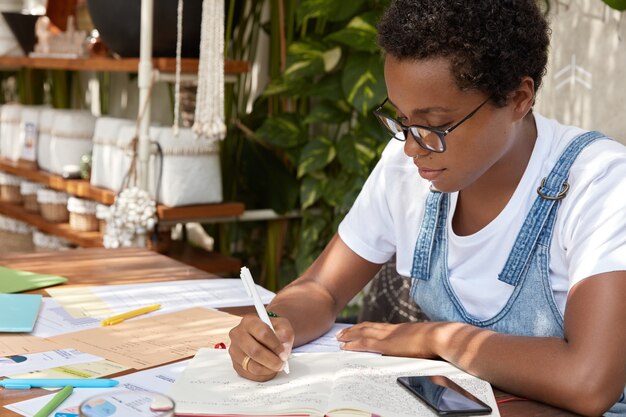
[6,360,188,417]
[46,278,275,318]
[49,307,241,369]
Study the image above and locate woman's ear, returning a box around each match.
[508,76,536,122]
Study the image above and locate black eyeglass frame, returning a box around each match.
[373,97,490,153]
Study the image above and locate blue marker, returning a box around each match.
[0,378,119,389]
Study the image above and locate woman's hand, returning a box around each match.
[228,315,294,382]
[336,321,443,358]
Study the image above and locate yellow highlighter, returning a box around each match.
[100,304,161,326]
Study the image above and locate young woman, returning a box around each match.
[227,1,626,415]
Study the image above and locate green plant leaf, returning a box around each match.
[295,212,329,273]
[322,170,364,210]
[238,141,300,213]
[323,46,342,72]
[301,73,344,100]
[255,114,305,149]
[356,112,392,143]
[284,39,328,81]
[300,174,327,209]
[336,134,378,175]
[297,0,367,24]
[603,0,626,10]
[304,100,352,125]
[264,76,307,96]
[298,136,336,178]
[325,13,379,52]
[342,52,387,115]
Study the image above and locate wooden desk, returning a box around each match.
[0,248,581,417]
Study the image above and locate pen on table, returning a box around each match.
[100,303,161,326]
[33,385,73,417]
[240,266,290,374]
[0,378,119,389]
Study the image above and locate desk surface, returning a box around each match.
[0,248,581,417]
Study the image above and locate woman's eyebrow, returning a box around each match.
[387,98,453,114]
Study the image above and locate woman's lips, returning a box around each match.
[418,167,445,181]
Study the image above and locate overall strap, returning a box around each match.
[498,131,608,286]
[411,190,448,280]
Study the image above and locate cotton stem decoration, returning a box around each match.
[192,0,226,145]
[103,187,157,248]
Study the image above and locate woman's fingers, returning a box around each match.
[228,315,294,381]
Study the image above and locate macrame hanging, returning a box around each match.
[191,0,226,144]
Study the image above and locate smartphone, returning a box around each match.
[397,375,492,416]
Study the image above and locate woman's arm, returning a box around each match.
[228,234,382,381]
[338,271,626,416]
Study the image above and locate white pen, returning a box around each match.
[240,267,290,374]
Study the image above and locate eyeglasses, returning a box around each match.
[373,97,490,153]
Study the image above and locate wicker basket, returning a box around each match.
[95,203,110,233]
[37,189,70,223]
[20,181,45,213]
[67,197,98,232]
[0,215,34,253]
[32,230,73,252]
[0,172,22,203]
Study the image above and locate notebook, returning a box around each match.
[168,349,499,417]
[0,267,67,293]
[0,293,43,332]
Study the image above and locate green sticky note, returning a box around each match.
[0,267,68,293]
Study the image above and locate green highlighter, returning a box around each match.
[33,385,73,417]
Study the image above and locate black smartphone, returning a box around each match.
[397,375,492,416]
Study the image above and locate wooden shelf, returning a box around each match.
[0,158,116,204]
[0,158,245,220]
[166,240,241,276]
[0,56,250,74]
[0,200,241,275]
[0,200,102,247]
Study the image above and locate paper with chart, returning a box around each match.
[8,357,129,380]
[30,297,100,338]
[168,349,500,417]
[46,278,275,318]
[0,348,102,376]
[5,360,188,417]
[49,307,241,369]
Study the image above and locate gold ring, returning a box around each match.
[242,355,252,372]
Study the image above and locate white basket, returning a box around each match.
[90,117,135,191]
[19,105,49,163]
[95,203,110,233]
[37,188,70,223]
[0,214,34,253]
[20,180,44,212]
[0,172,22,203]
[0,103,22,161]
[32,230,73,252]
[150,127,222,207]
[49,110,96,175]
[67,196,99,232]
[37,108,57,172]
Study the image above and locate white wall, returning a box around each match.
[535,1,626,143]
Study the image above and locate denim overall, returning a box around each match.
[409,131,626,415]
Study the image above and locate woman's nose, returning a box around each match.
[403,135,430,159]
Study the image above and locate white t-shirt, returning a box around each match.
[338,113,626,320]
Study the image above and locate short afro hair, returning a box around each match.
[377,0,550,107]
